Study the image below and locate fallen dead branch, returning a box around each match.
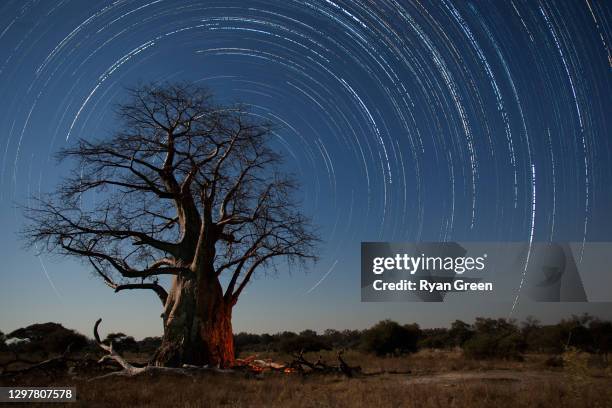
[234,355,287,372]
[0,343,120,378]
[287,350,362,377]
[0,351,69,378]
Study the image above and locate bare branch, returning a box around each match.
[21,82,319,327]
[93,318,139,373]
[114,283,168,305]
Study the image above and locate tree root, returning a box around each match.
[89,318,236,381]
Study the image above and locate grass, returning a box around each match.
[2,350,611,407]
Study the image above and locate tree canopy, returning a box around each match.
[22,83,318,306]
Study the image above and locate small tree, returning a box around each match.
[588,319,612,359]
[138,337,162,355]
[23,83,318,367]
[360,320,420,356]
[233,332,263,354]
[279,330,331,353]
[463,318,525,360]
[104,332,139,353]
[448,320,473,347]
[418,328,450,349]
[524,325,565,354]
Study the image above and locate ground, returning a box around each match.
[1,350,611,407]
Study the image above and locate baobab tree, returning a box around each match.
[22,83,318,368]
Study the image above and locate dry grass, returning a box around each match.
[2,350,611,407]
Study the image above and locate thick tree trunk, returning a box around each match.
[153,274,234,368]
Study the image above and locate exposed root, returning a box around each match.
[89,318,236,381]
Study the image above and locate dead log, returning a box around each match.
[0,344,79,377]
[288,350,361,377]
[0,354,67,377]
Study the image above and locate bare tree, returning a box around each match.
[22,83,318,368]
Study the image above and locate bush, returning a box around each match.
[138,337,162,355]
[448,320,473,347]
[7,323,88,354]
[562,347,591,377]
[589,320,612,357]
[496,332,526,360]
[463,318,525,360]
[234,332,264,353]
[104,333,139,353]
[525,325,565,353]
[544,355,564,368]
[418,328,450,349]
[360,320,420,356]
[554,314,597,352]
[463,333,525,360]
[321,329,362,349]
[278,333,331,353]
[463,334,499,359]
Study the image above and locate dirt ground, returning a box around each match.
[1,350,611,407]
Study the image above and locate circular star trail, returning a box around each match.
[0,0,611,312]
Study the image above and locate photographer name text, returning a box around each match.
[372,279,493,292]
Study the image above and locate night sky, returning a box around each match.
[1,0,611,338]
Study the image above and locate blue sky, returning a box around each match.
[1,0,611,338]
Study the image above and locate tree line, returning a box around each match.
[2,314,611,361]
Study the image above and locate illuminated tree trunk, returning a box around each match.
[153,274,234,368]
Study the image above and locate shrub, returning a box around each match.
[360,320,420,356]
[418,328,450,349]
[544,355,564,368]
[496,332,526,360]
[7,322,88,354]
[278,333,331,353]
[138,337,162,355]
[589,320,612,357]
[321,329,362,349]
[525,325,565,353]
[562,347,591,378]
[463,333,499,359]
[463,332,525,360]
[448,320,473,347]
[104,333,139,353]
[234,332,264,353]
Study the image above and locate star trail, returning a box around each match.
[0,0,611,333]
